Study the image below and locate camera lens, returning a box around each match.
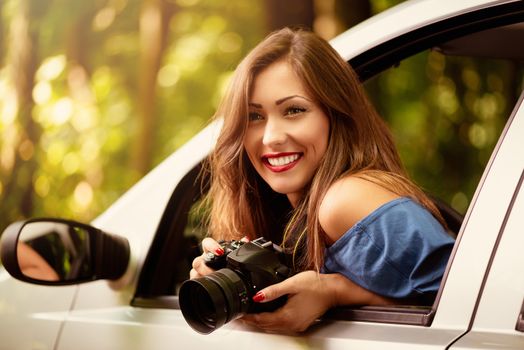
[179,268,250,334]
[182,279,223,332]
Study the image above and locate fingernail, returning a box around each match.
[214,248,224,256]
[253,291,265,302]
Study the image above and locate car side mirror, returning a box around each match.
[0,218,129,285]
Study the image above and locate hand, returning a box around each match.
[189,236,250,279]
[242,271,336,334]
[189,237,224,279]
[243,271,395,333]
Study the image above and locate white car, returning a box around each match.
[1,0,523,349]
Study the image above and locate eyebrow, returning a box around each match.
[249,95,312,109]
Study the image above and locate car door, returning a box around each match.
[449,100,524,349]
[0,276,77,350]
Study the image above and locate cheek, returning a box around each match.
[318,116,330,154]
[303,117,330,157]
[242,131,259,163]
[311,134,329,160]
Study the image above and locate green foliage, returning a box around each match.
[365,51,522,213]
[154,1,265,163]
[0,0,265,229]
[1,0,520,233]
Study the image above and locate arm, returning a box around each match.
[243,271,395,333]
[243,176,400,333]
[17,242,59,281]
[319,175,399,244]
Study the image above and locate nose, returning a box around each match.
[262,117,287,146]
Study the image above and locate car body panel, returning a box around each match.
[0,278,76,350]
[54,306,463,350]
[451,155,524,349]
[467,101,524,334]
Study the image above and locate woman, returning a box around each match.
[190,27,454,333]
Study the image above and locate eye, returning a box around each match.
[248,111,263,122]
[284,105,307,116]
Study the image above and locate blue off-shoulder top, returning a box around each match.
[322,197,455,302]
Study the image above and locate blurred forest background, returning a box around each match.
[0,0,522,230]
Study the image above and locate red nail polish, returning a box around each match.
[215,248,224,256]
[253,291,265,302]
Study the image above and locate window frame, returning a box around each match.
[350,1,524,80]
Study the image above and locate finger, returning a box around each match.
[189,268,201,279]
[240,236,250,242]
[201,237,224,255]
[191,256,215,276]
[242,311,296,334]
[253,278,295,303]
[241,314,256,324]
[241,312,275,328]
[240,318,278,334]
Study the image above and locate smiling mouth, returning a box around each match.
[262,153,302,172]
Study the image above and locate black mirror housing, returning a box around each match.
[0,218,130,286]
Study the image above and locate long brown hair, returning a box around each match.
[203,27,444,271]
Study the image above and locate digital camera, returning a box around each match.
[179,237,293,334]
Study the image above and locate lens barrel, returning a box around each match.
[179,268,250,334]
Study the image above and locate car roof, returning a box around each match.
[329,0,524,80]
[330,0,515,61]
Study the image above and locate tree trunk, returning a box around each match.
[264,0,315,32]
[66,4,96,77]
[334,0,371,33]
[65,4,97,109]
[1,0,44,224]
[313,0,371,39]
[131,0,176,177]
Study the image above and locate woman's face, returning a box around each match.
[243,60,330,206]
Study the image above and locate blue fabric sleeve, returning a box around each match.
[322,197,455,300]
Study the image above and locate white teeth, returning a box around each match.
[267,154,299,166]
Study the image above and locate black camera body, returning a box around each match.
[179,237,293,334]
[204,238,293,292]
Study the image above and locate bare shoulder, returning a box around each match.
[319,175,400,245]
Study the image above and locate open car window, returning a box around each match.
[132,5,524,327]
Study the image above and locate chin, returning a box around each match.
[260,172,308,197]
[267,182,302,196]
